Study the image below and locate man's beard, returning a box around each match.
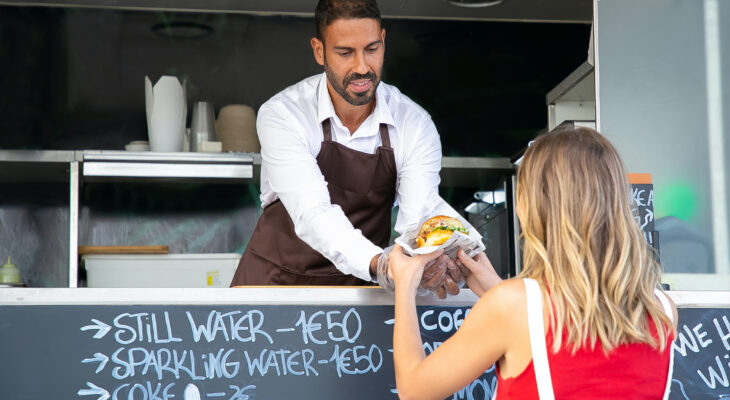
[324,62,380,106]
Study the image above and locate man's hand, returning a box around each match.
[420,254,467,299]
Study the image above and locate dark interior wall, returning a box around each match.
[0,7,591,157]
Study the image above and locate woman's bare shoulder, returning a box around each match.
[471,279,527,320]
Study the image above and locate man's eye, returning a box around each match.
[338,52,352,57]
[366,47,379,53]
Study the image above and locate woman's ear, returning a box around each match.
[311,37,325,66]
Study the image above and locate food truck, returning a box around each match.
[0,0,727,398]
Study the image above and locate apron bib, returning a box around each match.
[230,118,396,286]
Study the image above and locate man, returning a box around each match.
[230,0,479,296]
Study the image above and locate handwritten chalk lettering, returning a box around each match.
[451,366,497,400]
[697,354,730,389]
[328,344,383,378]
[243,348,318,377]
[632,188,647,207]
[294,308,363,345]
[422,341,443,355]
[186,310,273,344]
[641,210,654,230]
[202,349,240,379]
[714,315,730,351]
[451,374,497,400]
[631,188,654,207]
[420,309,469,333]
[673,323,713,357]
[111,347,206,381]
[643,231,654,245]
[326,308,362,343]
[111,381,176,400]
[228,384,256,400]
[295,311,326,345]
[113,312,182,345]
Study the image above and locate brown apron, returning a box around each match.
[230,118,396,286]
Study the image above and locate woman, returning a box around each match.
[390,126,677,400]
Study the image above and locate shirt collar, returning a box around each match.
[316,72,395,129]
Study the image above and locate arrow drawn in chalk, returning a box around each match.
[78,382,110,400]
[80,319,111,339]
[82,352,109,374]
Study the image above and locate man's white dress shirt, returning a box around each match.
[257,72,468,281]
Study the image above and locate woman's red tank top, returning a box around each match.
[495,318,674,399]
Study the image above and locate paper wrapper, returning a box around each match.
[395,215,486,260]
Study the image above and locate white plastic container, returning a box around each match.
[83,253,241,288]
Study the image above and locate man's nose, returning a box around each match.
[352,51,369,75]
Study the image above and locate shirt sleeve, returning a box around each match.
[257,102,382,282]
[394,116,483,241]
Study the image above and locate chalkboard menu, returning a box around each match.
[630,182,657,249]
[669,307,730,400]
[1,301,727,399]
[0,304,495,399]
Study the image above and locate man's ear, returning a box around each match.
[381,28,386,48]
[311,37,325,66]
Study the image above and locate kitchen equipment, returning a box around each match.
[196,140,223,152]
[465,190,510,278]
[124,140,150,151]
[189,101,217,152]
[83,253,241,288]
[145,75,186,152]
[0,257,21,285]
[78,245,169,255]
[216,104,259,152]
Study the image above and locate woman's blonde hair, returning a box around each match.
[516,126,673,353]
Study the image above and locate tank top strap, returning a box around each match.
[653,288,676,400]
[653,288,674,323]
[321,118,333,142]
[378,123,391,149]
[524,278,556,400]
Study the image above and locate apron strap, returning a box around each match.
[654,288,675,400]
[321,118,333,142]
[524,278,555,400]
[379,123,391,149]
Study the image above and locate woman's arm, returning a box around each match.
[389,246,522,400]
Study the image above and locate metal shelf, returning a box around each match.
[440,156,514,188]
[546,60,596,131]
[81,150,254,181]
[0,150,77,183]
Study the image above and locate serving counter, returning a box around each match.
[1,287,728,400]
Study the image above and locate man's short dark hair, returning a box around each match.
[315,0,382,41]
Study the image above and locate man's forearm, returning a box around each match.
[369,253,381,279]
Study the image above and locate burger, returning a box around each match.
[416,215,468,248]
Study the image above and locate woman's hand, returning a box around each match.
[388,244,444,295]
[457,250,502,297]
